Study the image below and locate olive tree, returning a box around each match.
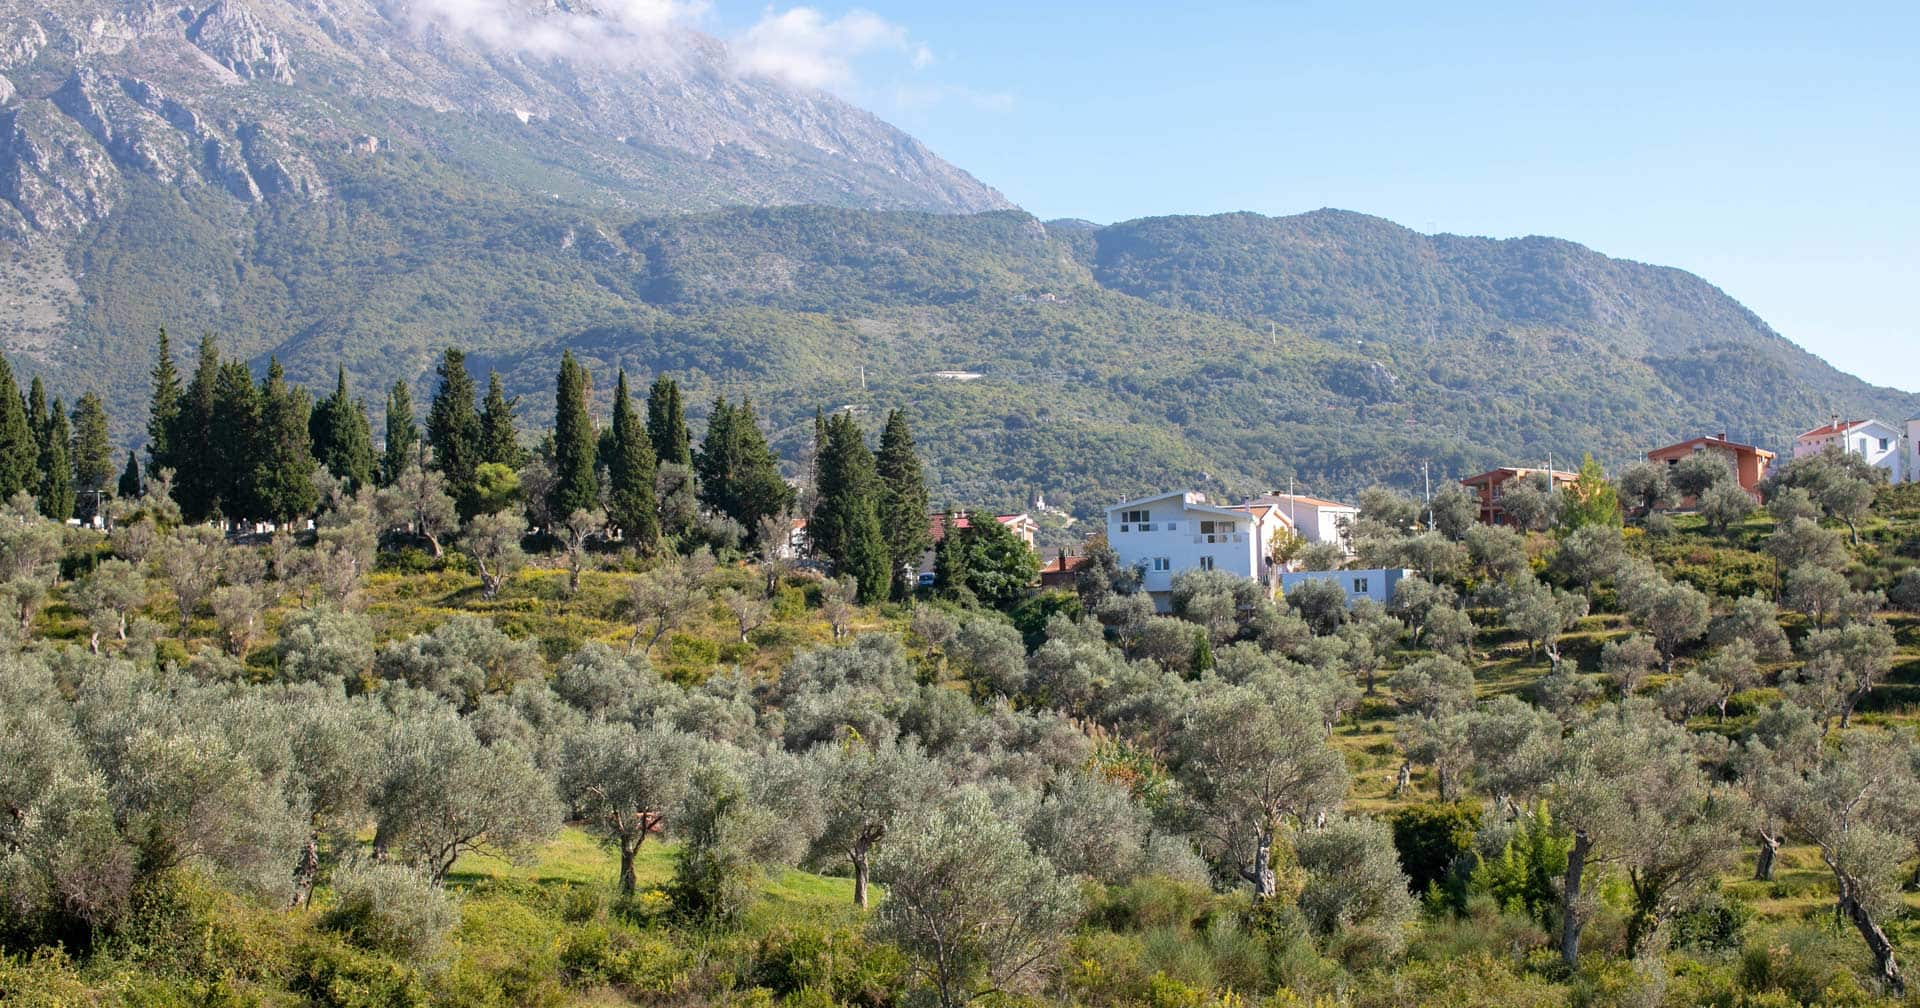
[1499,577,1588,671]
[871,788,1082,1008]
[1699,481,1755,535]
[1599,633,1660,697]
[372,713,561,883]
[1784,620,1897,733]
[561,721,699,895]
[1616,460,1674,514]
[462,511,526,601]
[628,547,716,655]
[805,736,945,906]
[557,507,605,596]
[274,607,376,690]
[73,558,147,653]
[376,463,458,557]
[1293,815,1418,955]
[1175,685,1347,898]
[375,616,545,713]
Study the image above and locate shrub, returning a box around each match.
[320,862,458,961]
[1387,801,1481,898]
[292,938,431,1008]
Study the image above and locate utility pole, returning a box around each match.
[1422,461,1432,529]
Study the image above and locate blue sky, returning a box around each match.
[699,2,1919,395]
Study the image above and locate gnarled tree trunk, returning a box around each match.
[1560,829,1592,971]
[1754,832,1780,881]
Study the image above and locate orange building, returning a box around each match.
[1460,467,1579,526]
[1645,433,1775,504]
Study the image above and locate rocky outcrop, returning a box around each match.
[187,0,295,83]
[0,75,15,106]
[0,104,118,235]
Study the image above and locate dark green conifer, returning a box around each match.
[253,358,317,522]
[311,367,376,492]
[210,357,263,520]
[118,451,142,499]
[426,349,483,517]
[169,336,224,521]
[875,409,930,600]
[146,328,182,473]
[479,370,527,468]
[70,393,114,502]
[698,397,792,547]
[37,397,73,521]
[382,380,418,487]
[646,374,692,466]
[811,412,889,602]
[607,369,659,549]
[0,360,35,497]
[548,351,599,519]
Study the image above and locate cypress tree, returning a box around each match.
[811,412,889,602]
[479,371,526,468]
[70,393,114,499]
[210,357,263,521]
[607,369,660,549]
[426,348,482,516]
[254,358,318,522]
[0,361,37,498]
[311,367,375,492]
[695,397,737,517]
[37,397,73,521]
[26,376,49,468]
[548,351,599,519]
[147,328,182,473]
[697,397,791,546]
[118,451,142,499]
[382,380,418,487]
[170,336,223,521]
[645,374,691,466]
[875,409,930,600]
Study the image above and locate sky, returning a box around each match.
[686,1,1920,395]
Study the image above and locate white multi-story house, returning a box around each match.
[1794,418,1906,482]
[1278,568,1414,606]
[1105,491,1290,610]
[1246,493,1359,551]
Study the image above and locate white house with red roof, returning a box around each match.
[1105,490,1292,609]
[1794,418,1907,482]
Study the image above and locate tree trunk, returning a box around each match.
[619,838,639,897]
[1560,829,1592,972]
[1755,833,1780,881]
[1393,761,1411,797]
[289,834,320,909]
[424,529,442,558]
[1840,887,1904,992]
[853,853,870,909]
[1240,827,1277,899]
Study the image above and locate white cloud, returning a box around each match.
[732,6,928,91]
[397,0,709,61]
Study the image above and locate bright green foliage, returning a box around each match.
[606,370,660,549]
[35,399,73,522]
[0,357,35,499]
[695,397,792,548]
[548,352,599,520]
[254,359,319,522]
[479,371,526,468]
[810,412,889,603]
[875,410,930,601]
[645,374,692,467]
[382,380,419,487]
[935,512,1040,610]
[425,348,483,517]
[1559,453,1620,530]
[310,368,376,492]
[69,393,114,501]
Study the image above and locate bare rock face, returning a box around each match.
[0,75,15,105]
[0,103,118,235]
[187,0,295,83]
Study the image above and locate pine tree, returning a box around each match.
[479,371,527,468]
[646,374,691,466]
[0,359,35,498]
[698,397,792,548]
[211,357,263,520]
[118,451,142,499]
[25,376,49,493]
[310,367,376,492]
[253,358,317,522]
[607,369,660,549]
[70,393,114,499]
[875,410,930,600]
[549,351,599,519]
[37,397,73,521]
[382,380,418,487]
[811,412,889,602]
[146,328,182,474]
[170,335,224,521]
[1561,453,1623,531]
[426,348,483,516]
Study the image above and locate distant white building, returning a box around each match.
[1278,568,1414,607]
[1794,418,1906,482]
[1246,492,1359,551]
[1105,490,1291,610]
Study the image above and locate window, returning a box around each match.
[1879,438,1891,452]
[1199,520,1236,535]
[1152,557,1171,572]
[1352,577,1369,593]
[1198,556,1215,572]
[1121,509,1150,524]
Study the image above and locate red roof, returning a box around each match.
[928,511,1026,543]
[1797,419,1868,440]
[1646,435,1774,460]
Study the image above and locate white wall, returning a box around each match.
[1278,568,1411,606]
[1108,496,1263,597]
